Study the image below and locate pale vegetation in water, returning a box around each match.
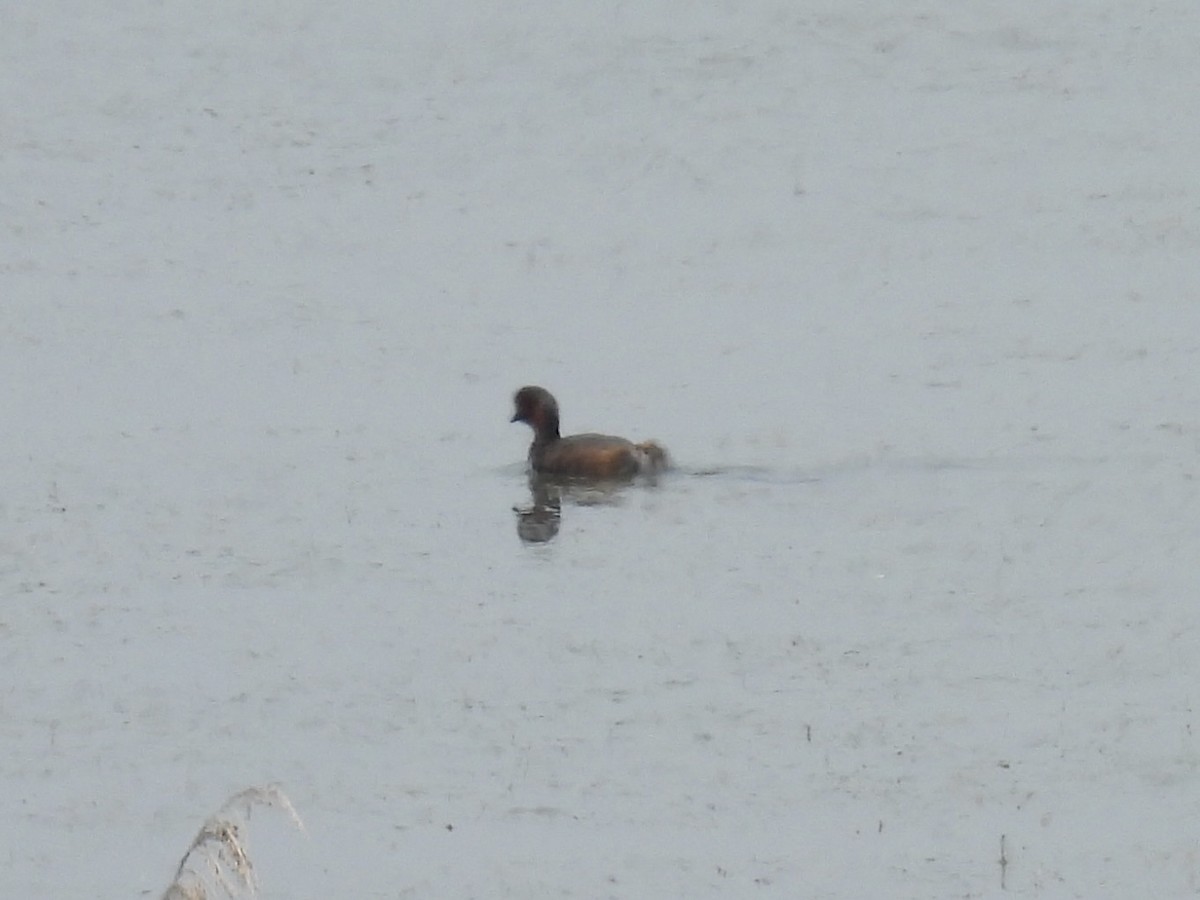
[161,785,304,900]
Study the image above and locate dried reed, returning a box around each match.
[161,785,304,900]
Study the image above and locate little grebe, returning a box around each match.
[510,385,668,478]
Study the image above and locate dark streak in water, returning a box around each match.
[677,453,1133,484]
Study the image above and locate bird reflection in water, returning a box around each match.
[513,474,640,544]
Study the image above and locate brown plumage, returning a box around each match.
[510,385,668,478]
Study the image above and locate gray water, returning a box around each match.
[4,2,1200,897]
